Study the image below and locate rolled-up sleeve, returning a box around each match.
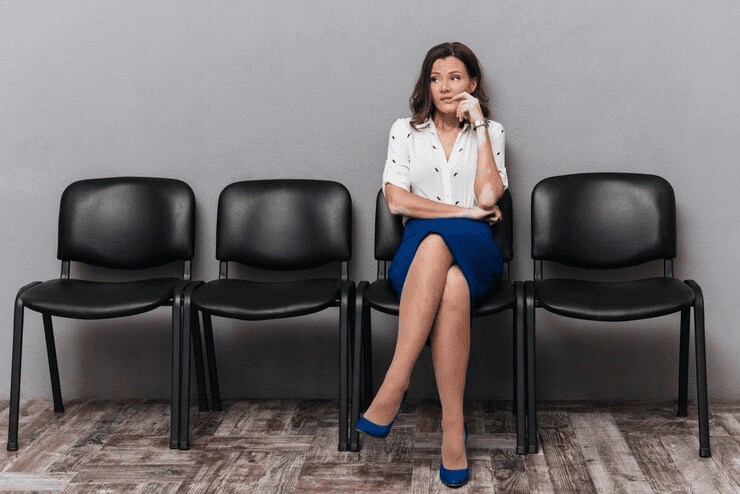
[488,121,508,190]
[382,119,411,193]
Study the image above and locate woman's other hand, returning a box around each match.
[465,205,501,225]
[453,92,483,123]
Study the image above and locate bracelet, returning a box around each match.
[472,119,488,129]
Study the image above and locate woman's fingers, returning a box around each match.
[453,92,482,122]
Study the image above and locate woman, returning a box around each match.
[355,42,508,488]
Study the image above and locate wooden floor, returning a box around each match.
[0,399,738,493]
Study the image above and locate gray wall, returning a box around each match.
[2,1,739,402]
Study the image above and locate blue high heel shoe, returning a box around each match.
[439,424,469,488]
[354,391,408,439]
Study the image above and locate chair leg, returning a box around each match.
[512,305,518,416]
[8,282,43,451]
[361,296,374,409]
[42,314,64,414]
[8,296,28,451]
[201,313,222,412]
[677,308,690,417]
[350,281,368,452]
[686,280,711,457]
[170,287,183,450]
[525,282,539,454]
[515,282,527,455]
[190,309,209,412]
[338,281,355,452]
[178,284,199,450]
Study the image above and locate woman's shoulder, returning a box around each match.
[390,117,413,131]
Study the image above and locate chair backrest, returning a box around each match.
[374,187,514,263]
[57,177,195,269]
[216,179,352,270]
[531,173,676,270]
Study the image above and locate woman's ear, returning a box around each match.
[470,77,478,94]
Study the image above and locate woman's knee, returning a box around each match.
[442,266,470,304]
[416,234,453,263]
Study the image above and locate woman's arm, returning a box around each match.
[472,125,505,209]
[385,183,500,222]
[454,93,505,210]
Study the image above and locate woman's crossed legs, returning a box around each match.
[362,233,470,470]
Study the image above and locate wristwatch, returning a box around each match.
[472,119,488,129]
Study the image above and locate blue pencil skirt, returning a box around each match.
[387,218,504,308]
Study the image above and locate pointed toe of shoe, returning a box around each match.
[440,465,470,488]
[355,415,394,439]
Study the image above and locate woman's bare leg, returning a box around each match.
[431,265,471,470]
[362,234,454,425]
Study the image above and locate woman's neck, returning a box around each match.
[433,111,462,132]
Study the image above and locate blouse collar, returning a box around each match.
[415,118,470,134]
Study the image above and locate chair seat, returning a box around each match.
[535,277,695,321]
[21,278,183,319]
[191,278,345,320]
[366,279,516,316]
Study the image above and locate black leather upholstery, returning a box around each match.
[531,173,675,268]
[58,177,195,269]
[535,277,695,322]
[7,177,197,452]
[526,172,710,458]
[217,180,351,270]
[177,179,355,452]
[352,189,526,454]
[22,278,183,319]
[190,278,347,320]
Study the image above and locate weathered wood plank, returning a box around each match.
[3,402,107,473]
[0,471,74,491]
[204,435,314,452]
[537,412,597,494]
[570,412,653,493]
[295,462,412,493]
[522,450,556,494]
[254,450,305,493]
[490,447,529,493]
[70,464,200,484]
[704,435,740,489]
[305,426,359,464]
[717,412,740,442]
[358,428,415,463]
[174,450,241,494]
[661,435,740,494]
[625,436,690,493]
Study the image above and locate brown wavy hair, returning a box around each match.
[410,42,490,128]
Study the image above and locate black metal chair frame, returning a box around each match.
[351,189,526,454]
[7,177,198,451]
[525,172,710,457]
[176,179,355,451]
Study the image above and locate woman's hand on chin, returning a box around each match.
[453,92,483,123]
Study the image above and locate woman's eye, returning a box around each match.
[452,76,460,81]
[431,77,439,83]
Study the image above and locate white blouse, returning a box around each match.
[382,117,508,209]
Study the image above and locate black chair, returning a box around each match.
[8,177,198,451]
[177,179,355,450]
[526,172,710,457]
[351,189,526,454]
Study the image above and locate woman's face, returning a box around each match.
[430,56,477,116]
